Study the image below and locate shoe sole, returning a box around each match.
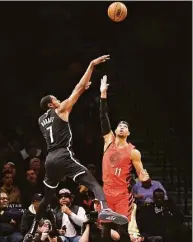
[98,212,128,225]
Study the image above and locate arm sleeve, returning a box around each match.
[69,207,87,227]
[100,98,111,136]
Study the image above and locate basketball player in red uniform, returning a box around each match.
[99,75,149,222]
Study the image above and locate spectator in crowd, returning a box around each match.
[136,188,191,242]
[27,141,43,160]
[0,191,23,242]
[53,188,89,242]
[33,219,62,242]
[29,158,44,182]
[20,193,56,236]
[2,162,22,188]
[2,162,16,179]
[128,202,163,242]
[21,170,44,208]
[133,179,167,204]
[0,171,21,204]
[14,140,44,172]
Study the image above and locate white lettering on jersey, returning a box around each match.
[41,117,55,127]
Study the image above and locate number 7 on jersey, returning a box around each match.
[47,126,54,143]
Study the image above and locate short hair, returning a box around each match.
[31,193,43,203]
[117,121,130,129]
[5,162,15,168]
[153,188,165,195]
[40,95,52,111]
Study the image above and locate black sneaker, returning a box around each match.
[98,208,128,225]
[23,233,34,242]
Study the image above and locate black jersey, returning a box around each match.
[38,109,72,152]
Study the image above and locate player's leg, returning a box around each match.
[75,171,128,225]
[114,193,133,221]
[113,194,132,241]
[76,170,108,209]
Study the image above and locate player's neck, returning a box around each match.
[115,137,128,148]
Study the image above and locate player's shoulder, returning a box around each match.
[130,149,141,159]
[38,110,51,124]
[38,114,45,124]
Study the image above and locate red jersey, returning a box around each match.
[102,142,135,195]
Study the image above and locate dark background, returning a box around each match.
[0,2,191,174]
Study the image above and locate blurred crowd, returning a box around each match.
[0,135,191,242]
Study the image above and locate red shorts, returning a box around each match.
[104,187,133,221]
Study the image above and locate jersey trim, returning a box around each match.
[73,171,86,181]
[104,141,113,153]
[43,180,59,189]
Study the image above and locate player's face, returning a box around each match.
[50,96,61,108]
[115,123,130,138]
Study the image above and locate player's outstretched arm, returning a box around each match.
[131,149,150,182]
[100,75,115,151]
[59,55,110,113]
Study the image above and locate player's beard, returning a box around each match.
[117,133,127,139]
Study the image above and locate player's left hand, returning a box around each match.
[139,169,150,182]
[62,205,72,216]
[91,55,110,66]
[100,75,109,93]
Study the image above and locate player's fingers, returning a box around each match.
[101,75,107,83]
[103,75,107,81]
[101,55,110,61]
[104,54,110,58]
[101,54,110,58]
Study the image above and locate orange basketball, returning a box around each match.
[108,2,128,22]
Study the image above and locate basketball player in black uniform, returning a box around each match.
[24,55,128,241]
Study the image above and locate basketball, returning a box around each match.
[108,2,128,22]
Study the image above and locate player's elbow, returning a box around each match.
[75,82,85,92]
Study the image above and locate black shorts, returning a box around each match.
[43,148,87,189]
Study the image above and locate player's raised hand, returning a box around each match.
[91,55,110,66]
[139,169,150,182]
[100,75,109,93]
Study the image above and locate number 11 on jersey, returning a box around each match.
[47,126,54,143]
[115,167,121,176]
